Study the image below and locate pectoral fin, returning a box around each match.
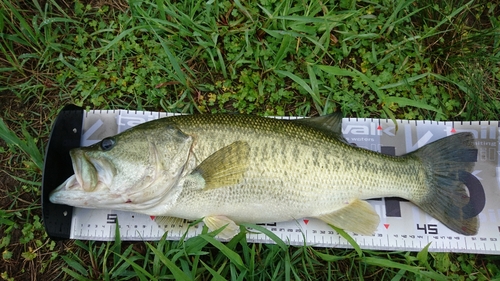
[316,199,380,235]
[182,172,205,190]
[191,141,250,190]
[203,215,240,239]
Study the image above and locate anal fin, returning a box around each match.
[203,215,240,240]
[316,199,380,236]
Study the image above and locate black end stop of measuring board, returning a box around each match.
[42,104,83,240]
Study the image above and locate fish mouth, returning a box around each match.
[71,150,97,191]
[58,149,115,193]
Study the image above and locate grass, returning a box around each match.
[0,0,499,279]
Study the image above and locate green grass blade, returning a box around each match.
[329,225,363,258]
[1,0,38,49]
[37,17,80,29]
[0,210,15,226]
[307,65,319,93]
[145,242,191,281]
[57,52,80,73]
[317,65,354,77]
[199,233,245,270]
[379,73,430,90]
[152,234,168,276]
[274,70,313,97]
[155,0,166,21]
[312,249,352,262]
[200,260,227,281]
[391,269,407,281]
[274,15,330,23]
[379,0,415,35]
[417,242,432,267]
[363,256,421,271]
[343,33,379,42]
[384,96,441,113]
[346,66,385,100]
[0,119,24,149]
[61,267,93,281]
[154,32,188,86]
[430,73,470,93]
[239,223,288,251]
[362,257,447,281]
[273,34,293,68]
[382,107,399,131]
[110,245,136,279]
[216,47,227,79]
[61,255,89,277]
[421,0,474,40]
[284,249,291,281]
[111,220,122,265]
[4,173,41,186]
[96,25,148,55]
[275,69,323,113]
[116,252,158,280]
[233,0,253,22]
[0,118,43,171]
[317,65,385,99]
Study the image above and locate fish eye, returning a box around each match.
[101,137,116,151]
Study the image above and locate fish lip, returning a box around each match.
[49,156,118,206]
[70,149,85,190]
[69,149,103,192]
[49,149,117,206]
[49,174,79,204]
[89,157,115,189]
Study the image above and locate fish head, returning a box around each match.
[49,122,193,210]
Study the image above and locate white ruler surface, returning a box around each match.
[68,110,500,254]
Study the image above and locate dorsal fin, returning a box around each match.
[294,113,348,144]
[295,113,343,134]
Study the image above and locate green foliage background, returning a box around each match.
[0,0,499,280]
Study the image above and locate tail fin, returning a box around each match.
[411,132,479,235]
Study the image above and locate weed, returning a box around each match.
[1,0,499,280]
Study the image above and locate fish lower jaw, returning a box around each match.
[62,174,112,193]
[62,175,80,190]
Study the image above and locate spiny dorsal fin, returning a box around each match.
[294,113,349,144]
[316,198,380,235]
[295,113,343,133]
[192,141,250,190]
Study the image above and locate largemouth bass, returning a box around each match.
[49,114,478,238]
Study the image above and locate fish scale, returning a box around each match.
[154,115,453,227]
[50,113,478,238]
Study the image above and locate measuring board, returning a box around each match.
[42,105,500,254]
